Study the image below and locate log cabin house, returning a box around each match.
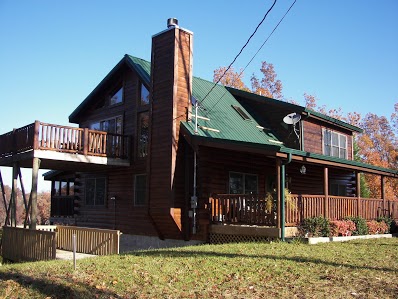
[1,19,397,246]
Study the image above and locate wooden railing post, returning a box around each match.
[33,121,40,150]
[83,128,89,155]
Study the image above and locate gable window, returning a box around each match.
[323,129,347,159]
[138,112,149,158]
[85,177,106,206]
[134,174,147,205]
[229,172,258,194]
[140,84,150,106]
[110,87,123,105]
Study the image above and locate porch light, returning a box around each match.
[300,165,306,175]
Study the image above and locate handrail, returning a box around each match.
[0,121,130,159]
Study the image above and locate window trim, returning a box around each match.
[322,128,347,159]
[228,171,258,194]
[134,174,147,206]
[85,177,107,206]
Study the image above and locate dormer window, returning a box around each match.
[140,84,150,106]
[323,129,347,159]
[110,87,123,105]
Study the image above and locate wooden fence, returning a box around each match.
[56,226,121,255]
[1,226,56,262]
[0,121,130,159]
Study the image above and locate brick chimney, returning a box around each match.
[148,19,193,239]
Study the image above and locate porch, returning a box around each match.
[208,193,398,241]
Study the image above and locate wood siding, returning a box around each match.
[303,118,353,160]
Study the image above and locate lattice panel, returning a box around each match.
[209,233,273,244]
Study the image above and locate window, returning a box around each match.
[53,179,74,196]
[229,172,258,194]
[330,183,347,196]
[110,87,123,105]
[85,177,106,206]
[90,116,122,134]
[134,174,147,205]
[323,129,347,159]
[138,112,149,158]
[140,84,150,106]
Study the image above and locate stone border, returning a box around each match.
[306,234,392,245]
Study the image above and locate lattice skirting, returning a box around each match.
[209,233,274,244]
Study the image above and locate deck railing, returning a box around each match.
[209,194,276,226]
[210,194,398,227]
[0,121,130,159]
[1,226,57,262]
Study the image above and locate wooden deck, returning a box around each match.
[0,121,131,169]
[209,194,398,227]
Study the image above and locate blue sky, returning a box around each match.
[0,0,397,191]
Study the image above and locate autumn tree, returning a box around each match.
[213,61,283,99]
[213,66,248,91]
[250,61,283,100]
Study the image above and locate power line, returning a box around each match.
[199,0,277,106]
[206,0,297,114]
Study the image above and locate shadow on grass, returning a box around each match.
[0,270,124,299]
[124,248,397,273]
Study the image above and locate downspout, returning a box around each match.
[191,151,198,234]
[191,101,199,234]
[281,151,292,241]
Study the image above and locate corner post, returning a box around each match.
[33,120,40,150]
[83,128,89,155]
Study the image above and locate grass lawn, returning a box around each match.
[1,238,397,298]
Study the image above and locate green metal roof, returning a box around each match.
[69,55,397,176]
[228,87,363,133]
[280,147,398,176]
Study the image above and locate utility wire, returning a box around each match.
[206,0,297,114]
[199,0,277,106]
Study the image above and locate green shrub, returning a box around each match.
[344,216,368,235]
[300,216,330,237]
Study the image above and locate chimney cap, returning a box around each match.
[167,18,179,28]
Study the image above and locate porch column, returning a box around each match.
[323,167,329,218]
[11,163,18,227]
[29,157,41,230]
[276,158,281,230]
[381,175,386,216]
[356,171,361,217]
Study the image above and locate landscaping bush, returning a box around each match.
[376,216,397,233]
[330,220,356,237]
[299,216,330,237]
[344,216,368,235]
[367,220,389,234]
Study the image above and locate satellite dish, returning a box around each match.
[283,112,301,125]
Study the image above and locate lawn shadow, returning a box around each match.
[124,248,397,273]
[0,270,124,299]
